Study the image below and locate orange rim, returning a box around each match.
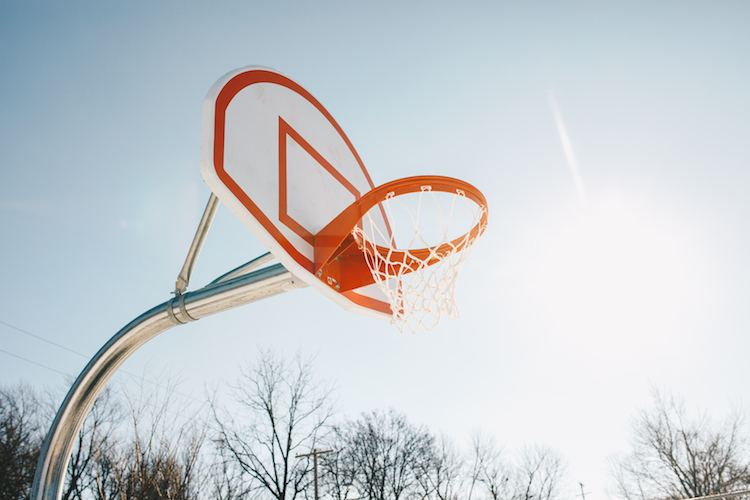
[313,176,488,291]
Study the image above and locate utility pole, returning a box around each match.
[296,448,333,500]
[578,483,591,500]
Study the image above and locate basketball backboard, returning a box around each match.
[199,66,394,321]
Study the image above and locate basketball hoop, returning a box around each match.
[314,176,488,332]
[199,67,489,330]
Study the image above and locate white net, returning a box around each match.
[352,186,487,333]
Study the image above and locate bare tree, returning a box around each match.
[3,377,205,500]
[212,350,334,500]
[59,386,122,500]
[101,380,206,500]
[467,431,512,500]
[207,454,248,500]
[414,433,465,500]
[329,409,435,500]
[514,445,566,500]
[321,414,463,500]
[468,433,567,500]
[53,376,208,500]
[0,383,43,500]
[317,447,356,500]
[611,388,750,500]
[0,382,123,500]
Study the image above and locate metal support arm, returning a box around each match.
[31,262,303,500]
[174,193,221,295]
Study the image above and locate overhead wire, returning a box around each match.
[0,319,89,359]
[0,318,207,408]
[0,345,206,431]
[0,347,71,376]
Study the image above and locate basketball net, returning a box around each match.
[352,187,487,333]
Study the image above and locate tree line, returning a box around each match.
[2,352,750,500]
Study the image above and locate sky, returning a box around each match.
[2,1,750,498]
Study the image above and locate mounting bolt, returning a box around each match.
[335,284,340,291]
[317,270,322,277]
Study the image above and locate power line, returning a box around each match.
[0,346,206,425]
[0,347,71,376]
[0,319,89,359]
[0,318,206,407]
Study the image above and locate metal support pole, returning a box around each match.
[578,483,591,500]
[31,262,304,500]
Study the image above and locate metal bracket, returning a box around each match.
[167,294,198,324]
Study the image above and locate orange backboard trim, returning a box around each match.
[278,117,360,247]
[211,68,391,314]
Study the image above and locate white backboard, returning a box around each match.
[200,66,392,321]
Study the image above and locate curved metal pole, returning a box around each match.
[31,263,303,500]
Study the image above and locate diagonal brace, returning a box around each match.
[174,193,220,295]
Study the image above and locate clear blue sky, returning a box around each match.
[2,1,750,498]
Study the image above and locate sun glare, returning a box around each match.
[531,195,694,339]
